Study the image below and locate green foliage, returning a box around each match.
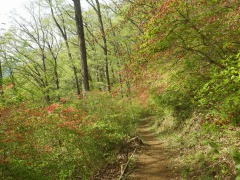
[196,53,240,124]
[126,0,240,179]
[203,140,219,155]
[231,149,240,179]
[236,164,240,180]
[231,150,240,165]
[0,86,23,106]
[152,69,203,123]
[155,88,193,122]
[0,93,142,179]
[131,0,239,129]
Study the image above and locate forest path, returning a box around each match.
[127,117,180,180]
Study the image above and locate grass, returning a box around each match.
[151,111,239,179]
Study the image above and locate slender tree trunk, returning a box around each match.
[95,0,110,91]
[0,60,3,96]
[72,0,90,93]
[9,67,16,92]
[53,58,60,91]
[119,74,123,98]
[65,42,81,95]
[42,53,50,103]
[47,40,60,95]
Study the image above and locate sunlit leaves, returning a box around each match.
[196,53,240,124]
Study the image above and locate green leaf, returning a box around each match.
[231,150,240,164]
[208,141,218,149]
[235,156,240,163]
[213,149,219,154]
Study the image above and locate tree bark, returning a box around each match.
[0,60,3,96]
[95,0,111,91]
[41,52,51,103]
[72,0,90,92]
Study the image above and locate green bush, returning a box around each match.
[0,93,142,179]
[196,53,240,125]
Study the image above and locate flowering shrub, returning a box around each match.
[46,103,60,113]
[0,93,142,179]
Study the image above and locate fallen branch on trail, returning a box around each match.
[118,136,144,180]
[118,147,138,180]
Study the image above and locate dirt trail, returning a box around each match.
[127,117,179,180]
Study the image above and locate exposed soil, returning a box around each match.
[127,117,180,180]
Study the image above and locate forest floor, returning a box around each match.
[126,117,180,180]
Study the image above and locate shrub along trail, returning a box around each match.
[127,117,180,180]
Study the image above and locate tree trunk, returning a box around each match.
[0,60,3,96]
[65,42,81,95]
[95,0,110,91]
[42,53,51,103]
[53,58,60,91]
[72,0,90,93]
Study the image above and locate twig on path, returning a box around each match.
[118,146,138,180]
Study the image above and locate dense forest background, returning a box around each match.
[0,0,239,179]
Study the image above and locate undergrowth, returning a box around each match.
[0,92,146,179]
[152,108,239,179]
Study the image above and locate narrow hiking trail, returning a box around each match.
[127,117,180,180]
